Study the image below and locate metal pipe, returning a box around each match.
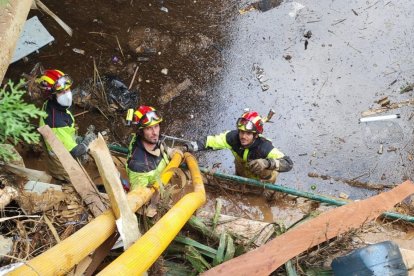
[9,153,183,276]
[98,153,206,275]
[108,145,414,223]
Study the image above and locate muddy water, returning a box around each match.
[4,0,414,222]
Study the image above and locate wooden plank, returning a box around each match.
[89,134,140,249]
[203,180,414,276]
[4,163,52,183]
[78,233,119,276]
[37,125,106,217]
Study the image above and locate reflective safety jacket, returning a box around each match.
[197,130,291,180]
[126,134,170,190]
[39,100,77,152]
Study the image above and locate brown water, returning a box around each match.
[5,0,414,222]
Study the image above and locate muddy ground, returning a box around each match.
[4,0,414,223]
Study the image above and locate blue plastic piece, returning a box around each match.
[332,241,407,276]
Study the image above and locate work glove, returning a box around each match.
[183,141,199,153]
[166,147,184,159]
[248,159,273,175]
[81,125,97,147]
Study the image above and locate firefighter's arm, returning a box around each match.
[266,148,293,172]
[184,131,232,152]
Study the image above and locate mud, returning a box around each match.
[4,0,414,221]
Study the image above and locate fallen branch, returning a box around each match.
[34,0,73,36]
[362,98,414,117]
[0,215,40,223]
[308,172,395,190]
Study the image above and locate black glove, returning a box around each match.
[248,159,271,175]
[183,141,199,153]
[82,132,97,147]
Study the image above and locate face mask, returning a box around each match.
[56,90,73,107]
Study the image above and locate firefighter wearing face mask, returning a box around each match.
[186,111,293,185]
[126,105,182,190]
[37,69,96,182]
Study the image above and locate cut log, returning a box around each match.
[37,125,107,217]
[89,134,140,249]
[0,0,32,82]
[197,211,274,247]
[203,180,414,276]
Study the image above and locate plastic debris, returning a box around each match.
[72,48,85,55]
[359,114,400,123]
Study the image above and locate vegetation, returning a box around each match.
[0,79,46,161]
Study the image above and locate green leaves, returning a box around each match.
[0,79,46,161]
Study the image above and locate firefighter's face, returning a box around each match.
[142,124,160,144]
[239,130,255,147]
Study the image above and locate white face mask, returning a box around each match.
[57,90,73,107]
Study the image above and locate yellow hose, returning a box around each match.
[9,153,183,276]
[97,153,205,275]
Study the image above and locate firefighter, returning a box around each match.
[185,110,293,197]
[37,69,96,182]
[126,105,182,190]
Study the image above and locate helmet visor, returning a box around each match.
[139,111,162,127]
[237,118,257,132]
[53,75,73,92]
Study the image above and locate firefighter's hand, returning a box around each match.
[183,141,199,153]
[82,130,97,147]
[248,159,270,174]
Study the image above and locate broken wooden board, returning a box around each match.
[4,163,52,183]
[89,134,140,249]
[197,210,274,247]
[38,125,107,217]
[203,180,414,276]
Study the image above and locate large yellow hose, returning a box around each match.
[9,153,183,276]
[98,153,205,275]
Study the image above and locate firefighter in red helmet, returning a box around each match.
[185,110,293,198]
[37,69,96,182]
[126,105,182,189]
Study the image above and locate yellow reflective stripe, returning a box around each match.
[243,148,249,162]
[134,110,143,119]
[251,116,261,123]
[41,75,55,85]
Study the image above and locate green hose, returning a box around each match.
[108,145,414,223]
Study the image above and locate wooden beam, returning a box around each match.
[203,180,414,276]
[37,125,106,217]
[89,134,140,249]
[4,163,52,183]
[83,232,120,276]
[0,0,32,82]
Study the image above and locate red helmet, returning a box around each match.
[36,69,73,94]
[236,111,264,134]
[133,105,163,129]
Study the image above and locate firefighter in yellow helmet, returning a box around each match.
[37,69,96,182]
[126,105,182,190]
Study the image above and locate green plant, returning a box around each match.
[0,79,46,161]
